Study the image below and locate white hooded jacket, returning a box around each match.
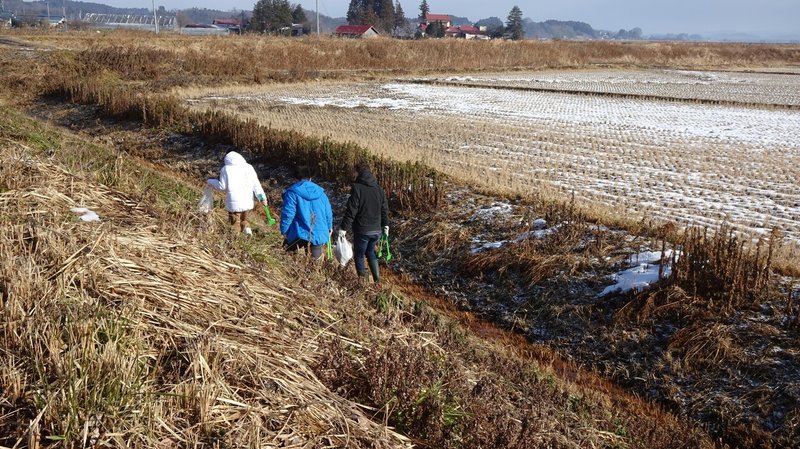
[207,152,266,213]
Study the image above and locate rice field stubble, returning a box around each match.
[184,72,800,255]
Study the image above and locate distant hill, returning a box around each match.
[2,0,149,16]
[444,15,647,41]
[522,19,644,40]
[2,0,347,32]
[649,33,706,42]
[448,15,472,27]
[475,17,504,37]
[176,6,345,32]
[176,8,244,27]
[525,19,594,39]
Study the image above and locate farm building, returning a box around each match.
[421,21,488,39]
[211,18,243,33]
[280,23,306,36]
[80,13,176,32]
[9,15,64,27]
[446,24,489,40]
[181,24,230,36]
[424,13,451,28]
[212,18,240,28]
[333,25,379,39]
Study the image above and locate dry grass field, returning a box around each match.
[2,32,800,448]
[7,29,800,75]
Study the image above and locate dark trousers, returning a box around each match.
[353,233,381,282]
[285,239,325,260]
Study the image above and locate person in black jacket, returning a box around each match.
[339,162,389,284]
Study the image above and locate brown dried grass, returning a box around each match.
[11,31,800,77]
[0,139,410,448]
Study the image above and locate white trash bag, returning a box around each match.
[333,233,353,267]
[198,185,215,213]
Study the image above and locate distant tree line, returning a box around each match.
[346,0,407,35]
[249,0,309,34]
[413,1,648,41]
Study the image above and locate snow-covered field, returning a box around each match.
[430,69,800,106]
[186,70,800,243]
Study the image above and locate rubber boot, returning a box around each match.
[368,258,381,284]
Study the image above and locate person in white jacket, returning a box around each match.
[207,151,268,235]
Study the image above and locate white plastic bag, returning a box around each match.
[333,234,353,267]
[198,185,215,213]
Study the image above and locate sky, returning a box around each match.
[97,0,800,38]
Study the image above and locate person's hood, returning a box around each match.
[224,151,248,166]
[288,180,325,201]
[356,169,379,188]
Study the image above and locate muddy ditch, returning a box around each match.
[30,100,800,449]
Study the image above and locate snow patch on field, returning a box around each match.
[435,69,800,106]
[190,71,800,244]
[515,224,561,243]
[471,203,513,221]
[280,95,425,111]
[378,83,800,148]
[71,207,100,222]
[470,221,561,254]
[471,240,506,254]
[598,250,677,297]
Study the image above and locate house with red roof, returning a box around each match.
[334,25,380,39]
[424,13,451,28]
[420,13,488,39]
[458,25,481,35]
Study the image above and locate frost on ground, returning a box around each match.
[598,250,677,297]
[470,218,560,254]
[186,70,800,245]
[471,202,513,221]
[434,69,800,106]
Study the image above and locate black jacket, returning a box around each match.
[340,169,389,235]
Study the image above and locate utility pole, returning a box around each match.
[316,0,319,36]
[151,0,159,33]
[62,0,67,31]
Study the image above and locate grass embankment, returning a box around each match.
[1,35,797,447]
[0,106,718,448]
[0,106,412,448]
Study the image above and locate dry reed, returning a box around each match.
[0,141,411,448]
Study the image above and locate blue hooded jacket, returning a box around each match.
[280,180,333,246]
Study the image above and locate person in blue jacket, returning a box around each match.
[280,166,333,260]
